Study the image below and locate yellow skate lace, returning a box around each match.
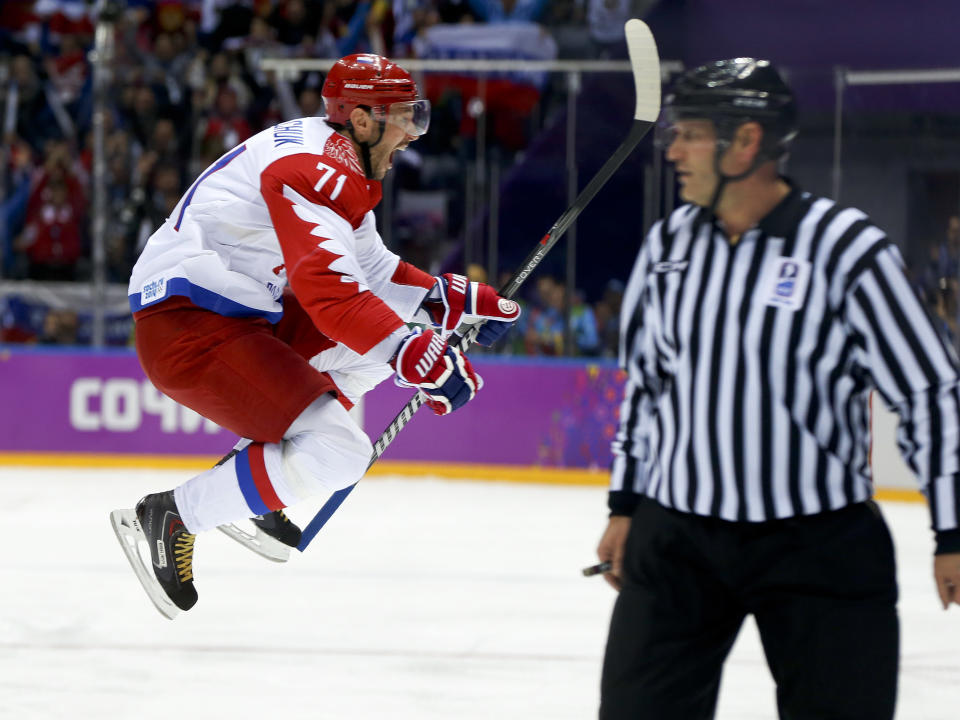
[174,533,196,582]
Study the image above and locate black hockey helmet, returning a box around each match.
[660,58,798,162]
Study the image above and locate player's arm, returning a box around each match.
[842,240,960,607]
[351,212,520,345]
[350,210,437,319]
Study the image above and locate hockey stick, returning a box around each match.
[295,19,661,552]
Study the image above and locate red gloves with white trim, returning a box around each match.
[420,273,521,346]
[392,327,483,415]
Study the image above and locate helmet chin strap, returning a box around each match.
[705,137,767,215]
[346,115,387,180]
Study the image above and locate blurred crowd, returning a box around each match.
[0,0,641,353]
[464,264,624,358]
[909,215,960,356]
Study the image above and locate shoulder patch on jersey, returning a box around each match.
[324,133,364,177]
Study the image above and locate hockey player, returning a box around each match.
[111,54,521,618]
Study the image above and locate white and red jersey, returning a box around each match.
[129,117,435,365]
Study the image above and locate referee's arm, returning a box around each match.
[843,241,960,607]
[597,226,657,589]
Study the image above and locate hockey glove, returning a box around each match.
[392,327,483,416]
[420,273,521,346]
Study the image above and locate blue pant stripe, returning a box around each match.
[235,447,270,515]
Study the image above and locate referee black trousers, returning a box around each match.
[600,498,899,720]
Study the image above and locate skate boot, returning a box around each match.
[252,510,302,548]
[218,508,301,562]
[111,490,197,619]
[136,491,198,611]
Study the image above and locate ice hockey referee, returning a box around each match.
[595,58,960,720]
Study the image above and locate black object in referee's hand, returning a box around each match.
[583,561,613,577]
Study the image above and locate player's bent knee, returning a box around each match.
[281,423,372,496]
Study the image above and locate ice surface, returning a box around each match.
[0,468,956,719]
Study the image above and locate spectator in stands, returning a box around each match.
[126,82,163,152]
[318,0,388,56]
[149,115,186,167]
[466,0,551,23]
[16,174,85,280]
[594,277,623,357]
[104,130,137,281]
[198,83,253,161]
[140,30,195,107]
[6,54,61,153]
[44,31,91,120]
[271,0,323,50]
[125,158,183,261]
[0,136,35,277]
[437,0,480,23]
[38,308,79,345]
[297,85,323,117]
[524,275,565,355]
[583,0,654,58]
[571,288,600,356]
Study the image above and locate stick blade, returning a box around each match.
[625,18,661,123]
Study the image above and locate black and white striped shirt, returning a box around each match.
[609,184,960,537]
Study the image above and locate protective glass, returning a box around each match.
[374,99,431,137]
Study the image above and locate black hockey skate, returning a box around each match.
[110,491,197,619]
[217,509,302,562]
[252,510,302,548]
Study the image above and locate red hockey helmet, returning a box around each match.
[322,54,430,137]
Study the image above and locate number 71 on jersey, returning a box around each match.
[314,161,347,201]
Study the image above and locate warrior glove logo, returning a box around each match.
[414,334,446,378]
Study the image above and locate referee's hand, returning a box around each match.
[934,552,960,609]
[596,516,631,591]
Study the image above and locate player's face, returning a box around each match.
[368,119,417,181]
[664,119,719,206]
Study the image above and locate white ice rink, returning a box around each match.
[1,467,957,720]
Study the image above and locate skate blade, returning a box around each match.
[217,521,291,563]
[109,509,180,620]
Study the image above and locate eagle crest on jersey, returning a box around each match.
[323,132,364,177]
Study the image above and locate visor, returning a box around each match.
[372,99,431,137]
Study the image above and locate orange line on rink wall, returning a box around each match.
[0,452,926,502]
[0,452,223,470]
[367,461,609,486]
[873,487,925,503]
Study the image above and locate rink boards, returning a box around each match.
[0,346,922,500]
